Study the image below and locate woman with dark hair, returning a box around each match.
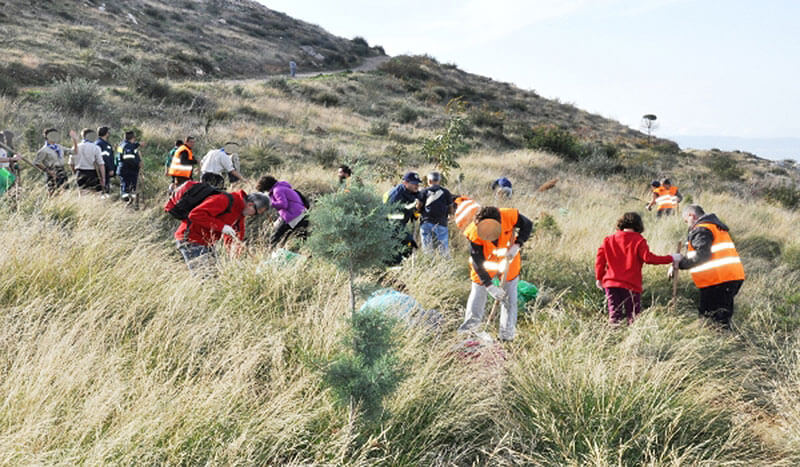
[595,212,680,324]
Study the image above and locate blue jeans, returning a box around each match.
[176,241,216,276]
[420,222,449,255]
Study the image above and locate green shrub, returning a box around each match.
[781,245,800,270]
[309,90,340,107]
[378,56,430,81]
[764,184,800,210]
[535,212,562,237]
[395,105,419,124]
[243,141,283,173]
[311,146,339,167]
[738,235,782,261]
[266,77,292,94]
[369,119,389,136]
[0,73,18,97]
[421,98,467,177]
[323,307,405,429]
[47,77,101,114]
[470,106,505,130]
[524,125,587,161]
[705,154,744,181]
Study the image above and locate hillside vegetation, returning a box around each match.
[1,2,800,464]
[0,0,383,88]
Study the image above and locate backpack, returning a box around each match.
[294,189,310,209]
[166,181,233,220]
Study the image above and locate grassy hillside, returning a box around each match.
[0,0,383,88]
[1,4,800,464]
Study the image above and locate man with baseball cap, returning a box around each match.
[458,205,533,341]
[386,171,422,263]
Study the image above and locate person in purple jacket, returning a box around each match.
[257,175,309,248]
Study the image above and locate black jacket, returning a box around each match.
[678,213,729,270]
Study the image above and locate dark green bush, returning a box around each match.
[524,125,587,161]
[763,185,800,210]
[311,146,339,167]
[470,106,505,130]
[705,155,744,181]
[378,56,430,81]
[0,73,17,97]
[395,105,419,124]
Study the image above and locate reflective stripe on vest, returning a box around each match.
[168,145,193,178]
[464,208,521,284]
[454,198,480,229]
[653,186,678,210]
[687,222,745,288]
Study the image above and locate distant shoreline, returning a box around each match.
[667,135,799,162]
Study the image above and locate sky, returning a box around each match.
[259,1,799,159]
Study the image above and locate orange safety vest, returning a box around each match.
[687,222,745,288]
[168,145,194,178]
[653,185,679,210]
[454,196,480,230]
[464,208,521,284]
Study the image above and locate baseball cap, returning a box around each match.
[402,171,422,184]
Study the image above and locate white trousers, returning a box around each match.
[458,277,519,341]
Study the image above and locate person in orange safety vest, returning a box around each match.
[457,205,533,341]
[647,178,683,217]
[167,136,197,186]
[672,204,745,329]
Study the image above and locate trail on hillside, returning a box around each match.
[229,55,391,85]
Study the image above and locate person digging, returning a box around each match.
[458,206,533,342]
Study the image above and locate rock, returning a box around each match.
[127,13,138,25]
[300,45,325,61]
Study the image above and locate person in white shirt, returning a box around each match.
[200,142,243,188]
[69,128,105,192]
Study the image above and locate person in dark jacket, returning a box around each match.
[95,126,115,193]
[116,130,142,201]
[417,171,453,255]
[386,171,422,263]
[673,205,745,328]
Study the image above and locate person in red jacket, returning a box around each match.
[173,190,269,273]
[595,212,681,324]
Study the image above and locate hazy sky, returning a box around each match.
[260,1,798,146]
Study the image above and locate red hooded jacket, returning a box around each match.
[173,190,247,246]
[595,230,673,293]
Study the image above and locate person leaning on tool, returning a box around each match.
[458,205,533,342]
[671,204,745,329]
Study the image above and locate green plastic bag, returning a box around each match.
[0,168,15,196]
[491,278,538,309]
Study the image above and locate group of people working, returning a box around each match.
[3,128,746,335]
[596,178,745,329]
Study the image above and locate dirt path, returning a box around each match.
[227,55,391,85]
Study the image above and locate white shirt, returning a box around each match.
[69,141,104,171]
[200,149,234,175]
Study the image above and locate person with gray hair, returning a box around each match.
[416,171,453,254]
[670,204,745,328]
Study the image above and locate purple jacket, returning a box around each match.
[269,181,306,222]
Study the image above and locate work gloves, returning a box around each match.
[507,244,521,258]
[487,285,507,302]
[221,225,236,237]
[667,265,675,279]
[670,253,682,263]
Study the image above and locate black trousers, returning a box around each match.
[698,279,743,328]
[657,208,675,217]
[270,216,309,248]
[76,169,103,191]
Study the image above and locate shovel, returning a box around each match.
[483,231,517,337]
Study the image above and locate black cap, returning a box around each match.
[402,171,422,184]
[651,180,660,188]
